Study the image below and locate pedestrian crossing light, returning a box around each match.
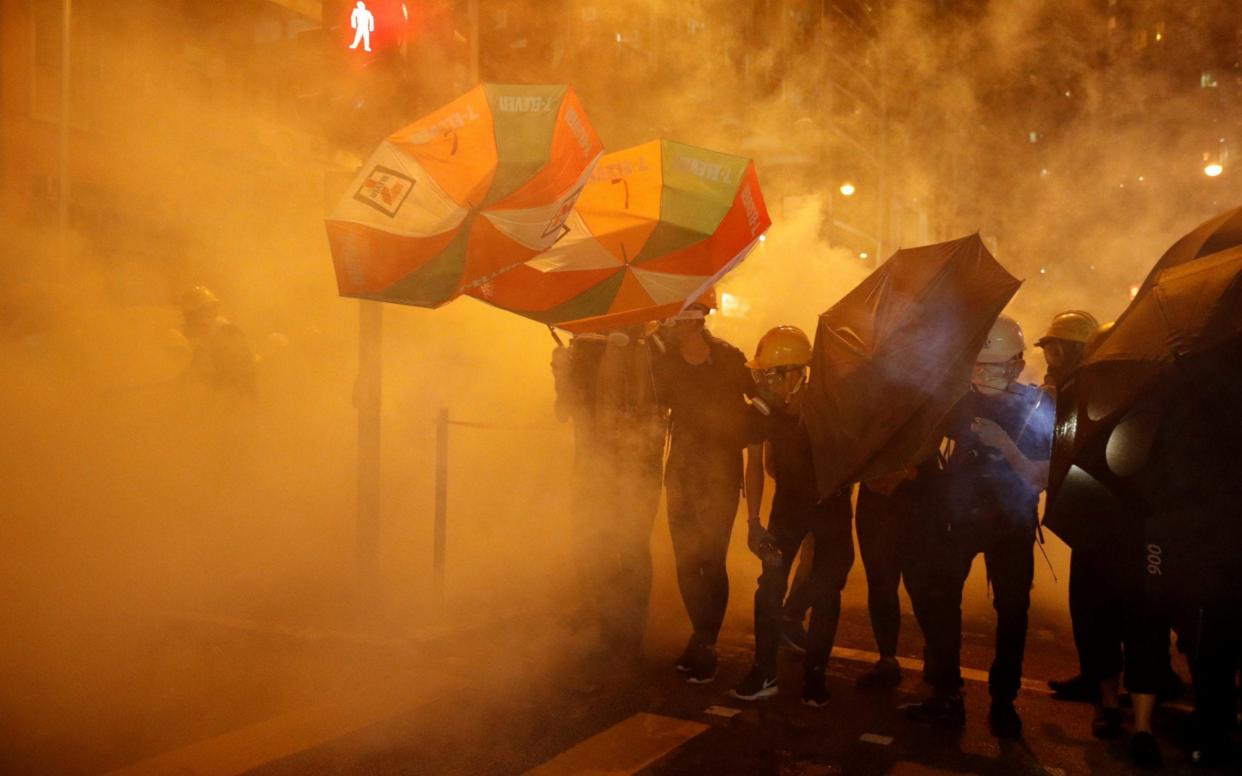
[339,0,411,56]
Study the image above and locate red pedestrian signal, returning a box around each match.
[338,0,410,58]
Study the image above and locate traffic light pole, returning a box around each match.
[356,300,383,580]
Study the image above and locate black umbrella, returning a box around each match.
[802,233,1020,499]
[1045,211,1242,607]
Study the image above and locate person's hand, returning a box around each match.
[746,520,777,559]
[971,418,1011,450]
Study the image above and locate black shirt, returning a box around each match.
[654,334,752,483]
[751,407,821,505]
[940,383,1054,530]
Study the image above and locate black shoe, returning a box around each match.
[905,693,966,727]
[988,699,1022,739]
[1130,731,1161,769]
[674,637,697,673]
[856,657,902,689]
[686,644,718,684]
[802,671,830,707]
[781,617,808,654]
[1047,674,1099,703]
[1091,706,1123,740]
[729,665,778,701]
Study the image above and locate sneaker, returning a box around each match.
[856,657,902,689]
[686,644,718,684]
[1130,731,1161,769]
[988,698,1023,739]
[781,617,809,654]
[729,665,778,701]
[1047,673,1099,703]
[802,671,830,707]
[904,693,966,727]
[1091,706,1122,740]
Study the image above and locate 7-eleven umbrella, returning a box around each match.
[325,84,603,308]
[468,139,771,332]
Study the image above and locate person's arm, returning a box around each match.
[971,418,1049,491]
[745,442,765,526]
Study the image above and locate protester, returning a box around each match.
[904,316,1053,739]
[179,285,257,396]
[652,291,753,683]
[726,325,853,706]
[551,325,666,675]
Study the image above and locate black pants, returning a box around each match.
[754,493,854,676]
[666,463,740,646]
[907,518,1034,700]
[1188,604,1242,744]
[1073,540,1175,693]
[856,486,907,659]
[1070,547,1124,683]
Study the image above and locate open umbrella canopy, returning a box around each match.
[467,139,770,332]
[1046,242,1242,530]
[1134,205,1242,297]
[802,233,1021,499]
[325,84,603,308]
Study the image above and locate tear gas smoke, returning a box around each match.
[2,0,1236,770]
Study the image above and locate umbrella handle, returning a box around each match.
[611,178,630,209]
[548,326,565,348]
[443,129,458,156]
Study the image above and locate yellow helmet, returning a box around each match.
[747,325,813,369]
[181,285,220,317]
[1036,309,1099,346]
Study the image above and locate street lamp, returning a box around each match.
[839,182,856,197]
[1204,162,1224,177]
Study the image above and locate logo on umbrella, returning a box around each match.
[541,185,584,240]
[353,165,415,217]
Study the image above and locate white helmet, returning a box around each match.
[977,316,1025,364]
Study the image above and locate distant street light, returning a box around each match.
[1204,162,1224,177]
[839,182,856,196]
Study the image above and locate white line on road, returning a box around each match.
[829,645,1054,694]
[523,713,709,776]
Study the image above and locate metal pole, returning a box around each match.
[58,0,71,252]
[433,407,449,601]
[467,0,479,84]
[356,301,383,577]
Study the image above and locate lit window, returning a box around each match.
[1201,72,1218,88]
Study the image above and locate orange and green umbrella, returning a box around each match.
[468,139,771,332]
[325,84,603,308]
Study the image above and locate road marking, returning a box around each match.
[860,733,894,745]
[105,673,441,776]
[523,712,709,776]
[704,705,743,719]
[829,645,1053,694]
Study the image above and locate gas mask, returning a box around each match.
[752,365,807,407]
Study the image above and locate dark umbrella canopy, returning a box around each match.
[1047,242,1242,506]
[802,233,1021,499]
[1045,213,1242,607]
[1133,204,1242,297]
